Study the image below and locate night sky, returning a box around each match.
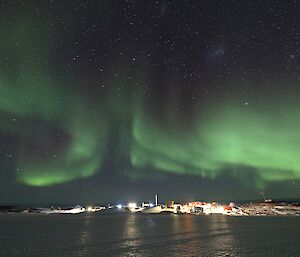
[1,1,300,205]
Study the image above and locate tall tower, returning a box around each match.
[155,194,158,206]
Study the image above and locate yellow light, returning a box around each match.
[128,202,137,208]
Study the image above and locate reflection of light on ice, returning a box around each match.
[206,215,239,256]
[118,215,146,257]
[78,216,93,256]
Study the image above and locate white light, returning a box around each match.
[128,202,137,209]
[149,203,154,207]
[87,206,93,212]
[116,204,122,209]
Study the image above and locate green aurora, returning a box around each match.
[0,17,108,186]
[1,13,300,190]
[132,97,300,188]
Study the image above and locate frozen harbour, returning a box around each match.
[0,213,300,257]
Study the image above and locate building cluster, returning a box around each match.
[126,199,300,216]
[127,201,244,215]
[3,197,300,216]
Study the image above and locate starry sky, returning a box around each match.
[0,0,300,205]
